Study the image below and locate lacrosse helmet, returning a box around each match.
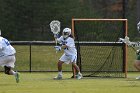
[62,28,71,38]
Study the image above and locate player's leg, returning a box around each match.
[4,65,20,83]
[58,60,63,72]
[72,63,82,79]
[57,60,64,78]
[134,60,140,79]
[5,56,20,83]
[134,60,140,71]
[71,66,75,78]
[54,54,66,80]
[54,60,64,80]
[71,55,82,79]
[134,54,140,79]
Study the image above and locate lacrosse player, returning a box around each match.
[53,28,82,80]
[134,21,140,79]
[0,30,20,83]
[119,21,140,79]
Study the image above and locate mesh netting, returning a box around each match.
[73,19,127,78]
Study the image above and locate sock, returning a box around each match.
[78,72,81,75]
[58,71,62,76]
[9,70,16,75]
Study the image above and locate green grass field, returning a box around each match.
[0,45,139,93]
[6,45,138,72]
[0,72,140,93]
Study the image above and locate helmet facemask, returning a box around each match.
[63,32,70,38]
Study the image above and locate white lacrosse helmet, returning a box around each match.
[62,28,71,38]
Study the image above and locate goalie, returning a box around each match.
[53,28,82,80]
[119,21,140,80]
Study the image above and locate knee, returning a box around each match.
[134,61,140,67]
[134,62,137,67]
[4,66,11,75]
[72,63,78,67]
[58,61,63,66]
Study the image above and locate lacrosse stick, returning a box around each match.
[119,36,131,45]
[50,20,60,53]
[137,21,140,33]
[119,36,140,52]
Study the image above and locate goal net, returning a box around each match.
[72,19,128,78]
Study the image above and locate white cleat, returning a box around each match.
[53,75,62,80]
[76,73,83,80]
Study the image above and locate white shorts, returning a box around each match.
[59,54,77,64]
[0,55,16,68]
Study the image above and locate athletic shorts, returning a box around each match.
[0,55,16,68]
[136,54,140,60]
[59,54,77,64]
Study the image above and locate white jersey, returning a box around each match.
[0,36,16,57]
[57,36,77,55]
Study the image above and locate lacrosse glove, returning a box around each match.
[54,34,59,38]
[136,49,140,55]
[54,46,61,51]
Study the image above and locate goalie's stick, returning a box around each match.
[50,20,60,53]
[137,21,140,33]
[119,36,140,52]
[119,21,140,52]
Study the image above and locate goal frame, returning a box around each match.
[71,18,128,78]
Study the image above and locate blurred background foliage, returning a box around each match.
[0,0,139,41]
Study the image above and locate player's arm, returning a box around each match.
[0,45,2,50]
[119,36,140,47]
[119,36,131,45]
[54,35,63,44]
[61,44,67,49]
[0,42,2,50]
[54,36,65,51]
[130,42,140,47]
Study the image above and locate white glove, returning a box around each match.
[54,46,61,51]
[118,38,125,42]
[119,36,131,46]
[136,49,140,55]
[124,36,131,45]
[54,34,59,38]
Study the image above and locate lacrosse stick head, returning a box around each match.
[50,20,60,35]
[137,21,140,33]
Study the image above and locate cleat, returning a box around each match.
[71,75,74,78]
[76,73,83,80]
[15,72,20,83]
[136,76,140,80]
[53,75,62,80]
